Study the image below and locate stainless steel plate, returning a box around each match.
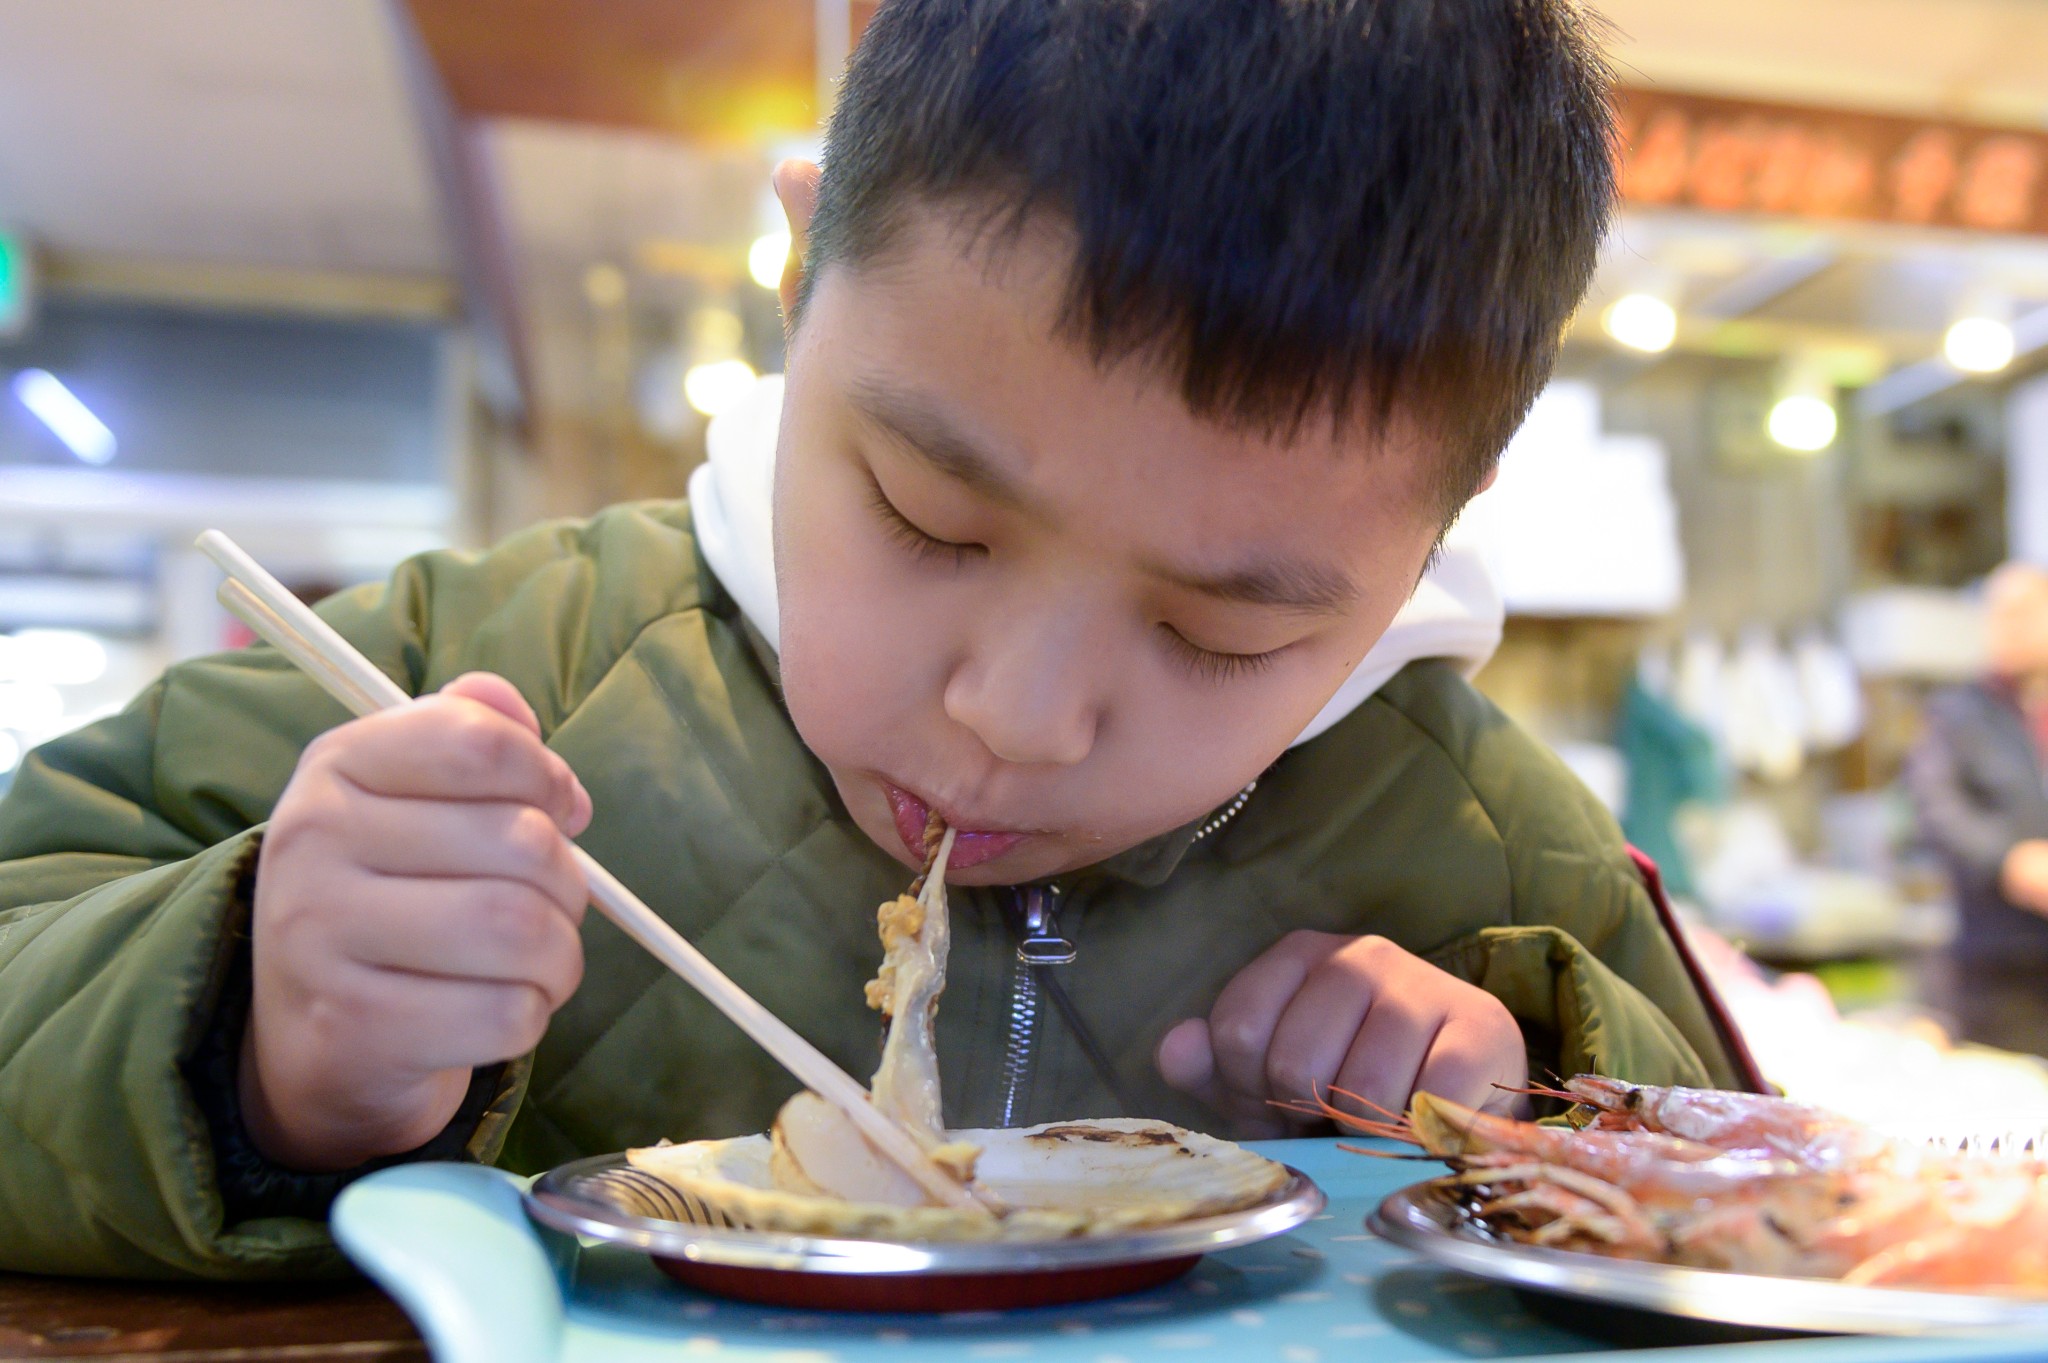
[1370,1178,2048,1336]
[524,1153,1325,1276]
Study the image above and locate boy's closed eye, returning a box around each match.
[865,474,987,571]
[862,465,1302,685]
[1155,625,1286,684]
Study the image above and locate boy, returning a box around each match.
[0,0,1748,1279]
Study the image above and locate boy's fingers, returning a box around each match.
[1206,931,1341,1103]
[1262,952,1379,1114]
[412,675,593,835]
[330,875,586,1010]
[317,695,590,834]
[340,967,555,1072]
[1415,1007,1528,1114]
[1410,1036,1501,1115]
[1156,1020,1288,1138]
[1332,997,1439,1119]
[324,796,588,917]
[439,671,541,736]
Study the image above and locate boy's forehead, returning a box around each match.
[801,217,1442,602]
[846,374,1365,615]
[809,202,1439,509]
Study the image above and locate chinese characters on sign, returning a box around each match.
[1613,88,2048,236]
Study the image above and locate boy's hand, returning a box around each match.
[240,672,593,1172]
[1154,931,1528,1137]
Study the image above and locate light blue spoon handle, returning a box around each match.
[332,1163,564,1363]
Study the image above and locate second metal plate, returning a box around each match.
[1370,1178,2048,1336]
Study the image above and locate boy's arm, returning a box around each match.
[0,679,358,1277]
[0,507,698,1278]
[1427,857,1746,1092]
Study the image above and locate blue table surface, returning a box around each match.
[331,1138,2048,1363]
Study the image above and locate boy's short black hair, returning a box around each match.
[801,0,1615,524]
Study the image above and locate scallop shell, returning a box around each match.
[626,1117,1289,1242]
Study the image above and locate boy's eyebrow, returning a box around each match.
[849,379,1036,512]
[850,377,1354,616]
[1159,556,1358,615]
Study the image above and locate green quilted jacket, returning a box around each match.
[0,502,1745,1279]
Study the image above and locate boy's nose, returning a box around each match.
[941,613,1101,769]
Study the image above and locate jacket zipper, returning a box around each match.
[988,780,1257,1125]
[996,882,1075,1126]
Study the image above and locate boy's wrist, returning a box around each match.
[236,1024,470,1173]
[186,927,507,1223]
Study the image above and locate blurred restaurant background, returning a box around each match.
[7,0,2048,1128]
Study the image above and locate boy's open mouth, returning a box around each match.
[881,779,1032,870]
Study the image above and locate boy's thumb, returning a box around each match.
[437,672,591,835]
[1154,1018,1219,1102]
[438,671,542,738]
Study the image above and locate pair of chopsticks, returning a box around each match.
[195,530,988,1213]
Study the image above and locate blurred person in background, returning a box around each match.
[1908,562,2048,1053]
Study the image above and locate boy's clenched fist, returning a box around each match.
[1155,930,1529,1136]
[240,672,592,1171]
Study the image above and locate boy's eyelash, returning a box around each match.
[1159,626,1282,684]
[867,479,984,569]
[864,477,1273,682]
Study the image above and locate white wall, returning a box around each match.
[2008,374,2048,568]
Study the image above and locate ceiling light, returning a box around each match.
[684,359,759,417]
[12,369,115,464]
[1603,293,1678,354]
[1768,394,1837,452]
[688,306,746,357]
[749,231,792,290]
[582,263,627,309]
[9,629,108,685]
[0,680,62,732]
[1943,315,2016,374]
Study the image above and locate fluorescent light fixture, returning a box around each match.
[1602,293,1678,354]
[685,359,759,417]
[749,231,792,290]
[1768,394,1837,452]
[1944,316,2016,374]
[12,369,115,463]
[9,629,108,685]
[0,680,62,732]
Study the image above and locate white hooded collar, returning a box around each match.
[687,375,1501,748]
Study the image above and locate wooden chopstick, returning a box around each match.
[218,580,380,715]
[196,531,989,1213]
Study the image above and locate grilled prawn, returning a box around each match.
[1327,1078,2048,1292]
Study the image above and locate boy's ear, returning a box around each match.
[772,158,822,323]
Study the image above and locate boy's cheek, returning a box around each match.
[777,541,930,762]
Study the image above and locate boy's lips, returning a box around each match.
[881,780,1032,870]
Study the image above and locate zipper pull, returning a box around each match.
[1016,884,1077,965]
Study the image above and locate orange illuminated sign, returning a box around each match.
[1613,88,2048,236]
